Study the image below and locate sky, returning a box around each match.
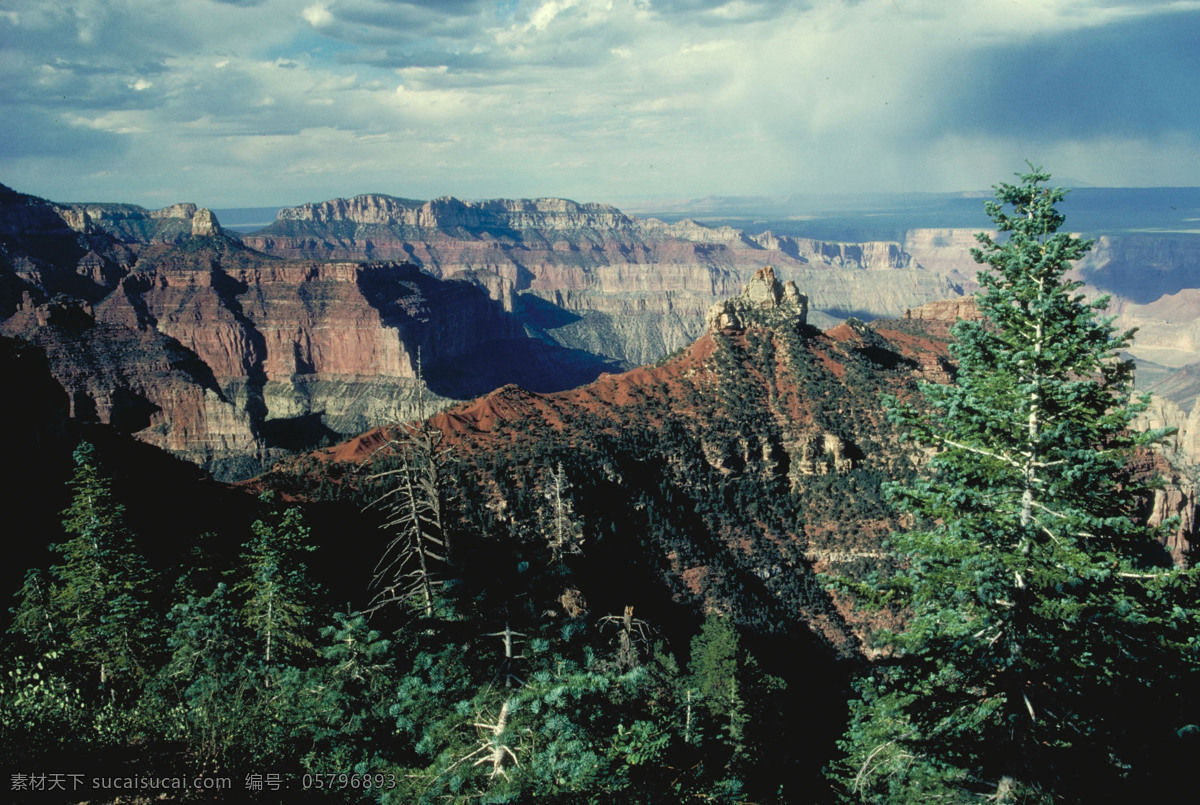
[2,0,1200,209]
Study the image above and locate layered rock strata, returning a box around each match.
[906,226,1200,374]
[243,194,964,367]
[0,186,520,477]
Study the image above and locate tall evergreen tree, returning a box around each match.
[159,498,325,770]
[43,442,155,692]
[687,613,744,745]
[830,168,1200,802]
[158,582,256,767]
[307,612,399,775]
[9,567,58,649]
[233,494,320,668]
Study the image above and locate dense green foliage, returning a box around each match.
[45,441,157,691]
[828,169,1200,802]
[2,428,833,802]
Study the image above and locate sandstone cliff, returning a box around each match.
[307,276,959,653]
[10,181,1198,510]
[53,200,213,244]
[291,269,1191,658]
[243,193,964,367]
[903,226,1200,377]
[706,265,807,333]
[0,186,529,478]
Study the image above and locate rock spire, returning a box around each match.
[706,266,807,332]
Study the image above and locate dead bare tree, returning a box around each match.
[543,462,583,563]
[436,626,527,789]
[425,696,521,792]
[363,420,449,618]
[485,623,526,689]
[599,604,652,671]
[363,352,452,618]
[433,698,521,783]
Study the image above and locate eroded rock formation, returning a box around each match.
[242,193,964,367]
[706,266,807,332]
[0,185,522,477]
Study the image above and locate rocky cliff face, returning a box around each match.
[11,180,1199,505]
[293,271,1191,657]
[1121,394,1200,565]
[19,185,922,477]
[706,265,807,332]
[903,226,1200,377]
[2,300,263,477]
[242,193,964,368]
[1079,234,1200,304]
[306,279,956,653]
[53,199,212,244]
[1072,235,1200,373]
[278,194,640,234]
[0,185,525,478]
[903,228,985,279]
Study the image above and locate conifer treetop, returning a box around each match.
[829,166,1200,803]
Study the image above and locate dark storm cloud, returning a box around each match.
[946,10,1200,140]
[0,106,127,160]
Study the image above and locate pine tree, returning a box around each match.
[233,494,320,669]
[158,582,255,767]
[161,498,324,770]
[44,442,155,693]
[687,613,744,744]
[10,568,58,649]
[307,612,398,775]
[831,167,1200,802]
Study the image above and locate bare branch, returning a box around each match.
[937,438,1023,470]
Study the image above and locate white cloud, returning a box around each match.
[67,110,148,135]
[527,0,576,31]
[302,3,333,28]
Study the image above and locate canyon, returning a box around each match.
[5,182,1200,496]
[0,186,963,478]
[2,182,1194,645]
[265,268,1193,658]
[240,193,963,367]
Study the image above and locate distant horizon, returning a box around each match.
[189,185,1200,242]
[8,178,1195,242]
[13,181,1200,218]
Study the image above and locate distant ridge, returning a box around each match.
[631,187,1200,242]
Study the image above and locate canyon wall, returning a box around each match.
[242,194,964,365]
[0,187,517,477]
[905,226,1200,380]
[8,184,1200,497]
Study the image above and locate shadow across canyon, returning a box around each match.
[356,262,626,401]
